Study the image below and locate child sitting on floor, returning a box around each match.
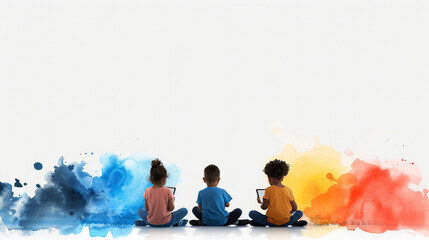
[135,159,188,227]
[249,159,307,227]
[190,164,248,226]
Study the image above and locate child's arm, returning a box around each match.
[290,200,297,213]
[167,197,175,211]
[257,197,269,210]
[223,190,232,208]
[145,199,149,211]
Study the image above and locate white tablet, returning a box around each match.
[166,186,176,195]
[256,189,265,200]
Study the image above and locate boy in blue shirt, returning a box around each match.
[190,164,248,226]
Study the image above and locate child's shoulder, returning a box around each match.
[145,186,170,193]
[212,186,227,191]
[266,185,277,191]
[266,185,292,193]
[281,185,292,192]
[199,187,226,193]
[200,186,220,191]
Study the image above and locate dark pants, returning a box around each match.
[192,206,242,226]
[249,210,303,226]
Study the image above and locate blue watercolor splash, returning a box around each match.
[0,153,180,237]
[33,162,43,170]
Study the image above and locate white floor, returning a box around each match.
[2,225,428,240]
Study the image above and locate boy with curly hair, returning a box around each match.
[249,159,307,227]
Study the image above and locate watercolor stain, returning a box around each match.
[304,158,429,235]
[0,153,180,238]
[269,138,349,210]
[268,140,428,236]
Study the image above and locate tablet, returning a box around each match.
[166,186,176,195]
[256,189,265,200]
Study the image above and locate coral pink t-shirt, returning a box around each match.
[143,186,173,225]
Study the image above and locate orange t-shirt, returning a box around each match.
[263,185,294,225]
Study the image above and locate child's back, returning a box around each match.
[135,159,188,227]
[264,185,295,225]
[144,186,174,225]
[190,164,243,226]
[197,186,231,225]
[249,159,307,227]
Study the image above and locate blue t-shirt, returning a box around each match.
[196,187,232,225]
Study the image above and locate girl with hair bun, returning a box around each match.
[135,159,188,227]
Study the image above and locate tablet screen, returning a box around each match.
[166,186,176,195]
[256,189,265,200]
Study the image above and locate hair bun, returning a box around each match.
[151,159,162,167]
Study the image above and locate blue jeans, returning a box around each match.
[249,210,303,227]
[138,208,188,227]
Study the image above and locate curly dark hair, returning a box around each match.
[204,164,220,183]
[263,159,290,180]
[149,158,168,184]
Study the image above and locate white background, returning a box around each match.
[0,0,428,239]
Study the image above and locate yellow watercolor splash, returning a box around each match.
[268,138,349,210]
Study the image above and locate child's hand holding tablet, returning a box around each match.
[256,189,265,203]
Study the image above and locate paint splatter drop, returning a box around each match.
[270,139,349,209]
[0,154,180,237]
[344,149,353,157]
[33,162,43,170]
[304,158,429,235]
[326,173,335,182]
[14,179,23,188]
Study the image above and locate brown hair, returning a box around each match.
[204,164,220,183]
[149,159,168,184]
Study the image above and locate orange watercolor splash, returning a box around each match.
[305,158,429,235]
[270,138,349,210]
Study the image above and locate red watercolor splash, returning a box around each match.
[305,159,429,235]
